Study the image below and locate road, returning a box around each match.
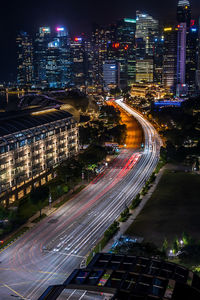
[0,101,161,300]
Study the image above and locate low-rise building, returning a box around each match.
[0,108,79,206]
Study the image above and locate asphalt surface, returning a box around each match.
[0,101,161,300]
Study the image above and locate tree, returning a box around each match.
[161,238,168,255]
[172,237,179,254]
[30,186,49,218]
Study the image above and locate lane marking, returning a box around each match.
[3,284,28,299]
[79,291,87,299]
[0,278,54,288]
[0,267,67,277]
[67,289,77,299]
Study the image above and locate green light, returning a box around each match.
[124,18,136,23]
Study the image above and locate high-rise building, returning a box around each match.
[136,59,153,83]
[70,37,86,87]
[186,21,199,94]
[16,31,34,87]
[92,24,115,85]
[153,36,165,84]
[83,36,94,86]
[34,26,71,88]
[103,60,120,89]
[162,27,178,91]
[177,0,191,27]
[106,18,136,88]
[176,22,187,96]
[115,18,136,86]
[34,27,51,86]
[197,18,200,91]
[136,11,159,58]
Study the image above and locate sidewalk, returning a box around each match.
[103,166,166,252]
[2,182,86,243]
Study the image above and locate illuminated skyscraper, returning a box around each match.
[103,60,120,89]
[176,23,187,91]
[34,27,51,86]
[186,22,199,94]
[106,18,136,87]
[177,0,191,27]
[92,24,115,85]
[153,36,165,84]
[136,11,159,58]
[16,31,34,87]
[70,37,86,87]
[162,27,178,91]
[34,27,71,88]
[115,18,136,86]
[136,59,153,83]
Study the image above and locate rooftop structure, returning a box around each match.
[39,253,200,300]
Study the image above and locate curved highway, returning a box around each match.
[0,101,161,300]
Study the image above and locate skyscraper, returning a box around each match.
[136,59,153,83]
[34,27,51,86]
[70,37,86,87]
[177,0,191,27]
[153,36,165,84]
[16,31,34,87]
[186,21,199,94]
[162,27,178,91]
[107,18,136,87]
[135,12,159,83]
[92,24,115,85]
[176,22,187,96]
[136,11,159,58]
[34,26,71,88]
[103,60,120,89]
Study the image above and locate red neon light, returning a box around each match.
[124,44,129,50]
[190,20,195,27]
[112,43,120,49]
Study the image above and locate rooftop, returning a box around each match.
[38,253,200,300]
[0,108,73,138]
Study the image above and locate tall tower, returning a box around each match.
[16,31,34,87]
[162,27,178,91]
[177,0,191,27]
[136,11,159,58]
[176,23,187,96]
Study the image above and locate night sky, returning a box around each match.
[0,0,199,82]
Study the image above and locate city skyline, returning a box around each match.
[1,0,200,81]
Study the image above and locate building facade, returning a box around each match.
[16,31,34,87]
[136,59,153,83]
[33,26,71,88]
[103,60,120,89]
[136,11,159,58]
[0,108,79,206]
[162,27,178,91]
[70,37,86,87]
[176,22,187,96]
[177,0,191,27]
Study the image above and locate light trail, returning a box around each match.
[0,101,161,300]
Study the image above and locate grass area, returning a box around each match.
[54,185,86,209]
[0,227,29,250]
[126,169,200,247]
[86,236,108,265]
[32,214,47,223]
[155,159,166,174]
